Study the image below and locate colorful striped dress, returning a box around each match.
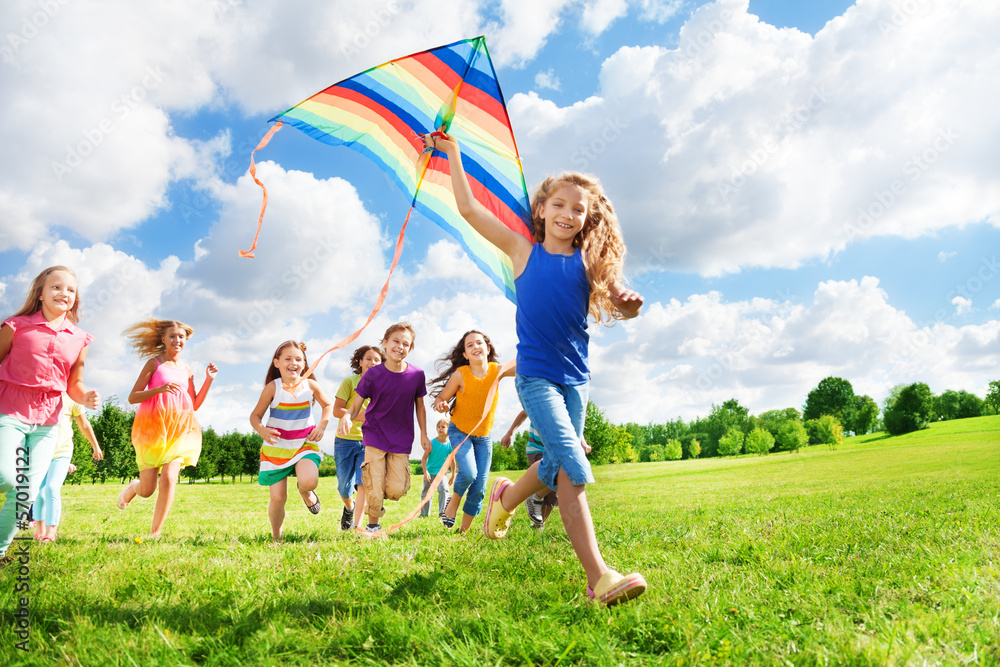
[258,379,321,486]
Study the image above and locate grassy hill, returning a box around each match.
[2,416,997,665]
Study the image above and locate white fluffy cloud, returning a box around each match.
[590,276,1000,423]
[510,0,1000,275]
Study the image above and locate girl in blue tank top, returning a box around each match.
[429,131,647,607]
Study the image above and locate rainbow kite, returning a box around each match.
[241,35,533,303]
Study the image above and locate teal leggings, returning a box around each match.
[0,414,56,556]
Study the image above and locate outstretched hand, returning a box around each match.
[611,285,644,319]
[205,363,218,380]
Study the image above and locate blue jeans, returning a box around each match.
[334,437,364,500]
[0,414,57,556]
[515,375,593,488]
[450,422,492,517]
[34,456,72,527]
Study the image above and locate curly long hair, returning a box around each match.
[265,340,309,385]
[427,330,500,403]
[122,318,194,358]
[349,345,382,374]
[10,266,81,324]
[530,172,629,324]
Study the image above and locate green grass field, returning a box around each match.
[2,416,998,665]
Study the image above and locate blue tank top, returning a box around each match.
[515,243,590,384]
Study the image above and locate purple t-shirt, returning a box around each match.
[355,362,427,454]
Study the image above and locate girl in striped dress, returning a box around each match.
[250,341,333,541]
[429,330,515,533]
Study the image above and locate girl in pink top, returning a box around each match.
[0,266,100,562]
[117,318,217,538]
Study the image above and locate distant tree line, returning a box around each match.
[65,379,1000,481]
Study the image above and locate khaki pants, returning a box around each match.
[361,446,411,518]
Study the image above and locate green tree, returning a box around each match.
[934,390,983,421]
[806,415,843,449]
[717,428,744,457]
[66,420,98,484]
[217,431,244,483]
[684,437,701,459]
[986,380,1000,415]
[185,427,219,483]
[803,376,855,425]
[243,432,263,481]
[584,402,618,464]
[745,427,775,455]
[883,382,934,435]
[89,398,136,483]
[704,399,751,458]
[774,420,807,453]
[850,395,879,434]
[663,439,683,461]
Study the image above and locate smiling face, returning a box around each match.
[382,329,414,364]
[538,184,589,246]
[38,270,78,320]
[273,345,306,382]
[360,348,382,373]
[161,326,187,356]
[462,332,489,364]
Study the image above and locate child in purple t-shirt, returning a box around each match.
[338,323,431,533]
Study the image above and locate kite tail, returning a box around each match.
[356,357,516,538]
[296,209,412,384]
[239,121,284,258]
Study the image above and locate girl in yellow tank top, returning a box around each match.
[429,330,515,533]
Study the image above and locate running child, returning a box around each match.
[118,318,217,538]
[501,409,591,530]
[33,392,104,541]
[332,344,382,531]
[419,418,456,518]
[337,323,431,534]
[0,266,100,564]
[430,132,647,605]
[250,340,333,541]
[429,330,514,532]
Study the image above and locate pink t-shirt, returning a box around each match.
[0,311,94,426]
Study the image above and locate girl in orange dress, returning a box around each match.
[117,318,217,537]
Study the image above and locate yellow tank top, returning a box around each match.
[450,362,501,437]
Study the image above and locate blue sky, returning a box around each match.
[1,0,997,457]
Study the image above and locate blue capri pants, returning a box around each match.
[515,375,593,489]
[334,437,364,500]
[449,422,492,517]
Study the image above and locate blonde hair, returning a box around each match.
[123,318,194,358]
[530,173,628,324]
[436,418,450,429]
[11,266,81,323]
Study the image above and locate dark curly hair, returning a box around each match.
[349,345,382,374]
[427,330,500,407]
